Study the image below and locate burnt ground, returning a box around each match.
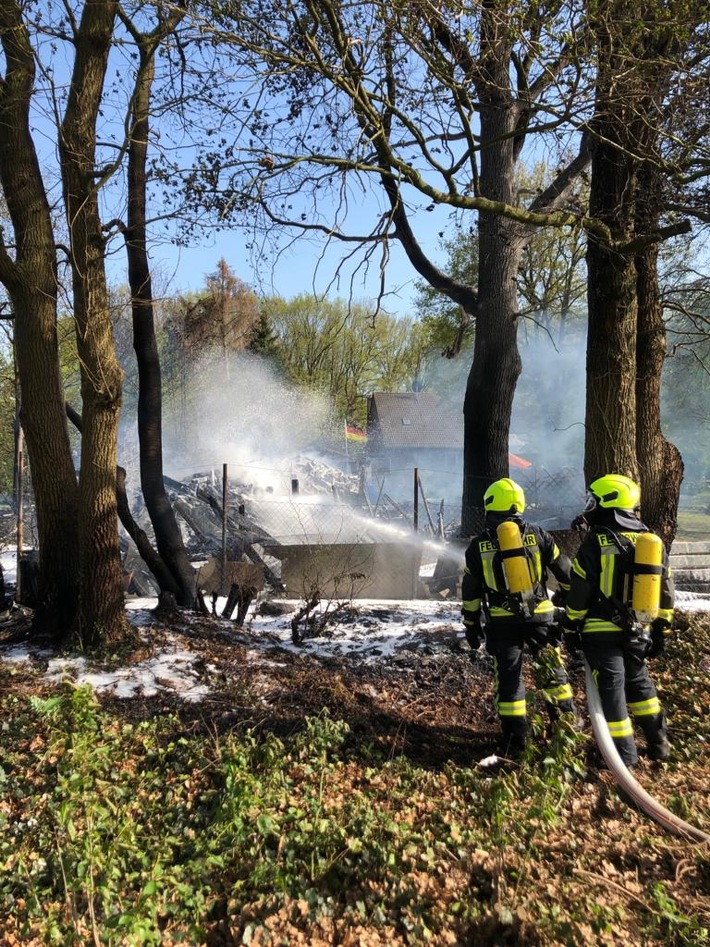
[172,620,507,769]
[0,597,593,775]
[0,599,675,771]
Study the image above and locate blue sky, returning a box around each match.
[20,5,456,321]
[146,231,422,318]
[141,196,455,320]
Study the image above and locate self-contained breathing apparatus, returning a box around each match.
[482,478,546,622]
[632,532,664,623]
[627,530,665,651]
[572,475,666,651]
[496,520,538,620]
[595,527,664,649]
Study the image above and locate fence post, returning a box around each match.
[15,427,23,604]
[417,471,437,534]
[413,467,419,533]
[221,463,228,594]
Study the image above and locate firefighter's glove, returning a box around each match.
[462,612,484,652]
[559,616,582,657]
[563,631,582,656]
[551,589,566,608]
[646,618,671,659]
[547,622,563,646]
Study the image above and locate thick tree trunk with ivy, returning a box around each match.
[587,4,688,532]
[0,1,80,639]
[125,29,195,608]
[59,0,127,647]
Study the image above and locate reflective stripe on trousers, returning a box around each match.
[583,637,663,766]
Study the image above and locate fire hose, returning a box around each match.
[584,660,709,843]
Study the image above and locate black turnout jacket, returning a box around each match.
[462,516,571,626]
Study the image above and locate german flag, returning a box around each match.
[345,423,367,442]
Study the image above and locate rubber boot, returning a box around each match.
[647,736,671,761]
[637,712,671,761]
[500,722,528,760]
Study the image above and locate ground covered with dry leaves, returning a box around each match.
[0,602,709,946]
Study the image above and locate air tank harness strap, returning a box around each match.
[499,547,525,561]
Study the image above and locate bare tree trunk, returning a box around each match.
[586,5,686,539]
[65,403,183,597]
[0,1,80,639]
[635,162,684,546]
[59,0,127,647]
[463,215,522,535]
[125,22,196,607]
[585,225,639,481]
[462,7,523,535]
[584,18,639,484]
[630,18,686,546]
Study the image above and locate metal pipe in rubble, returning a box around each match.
[584,661,710,844]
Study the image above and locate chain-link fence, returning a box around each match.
[165,485,441,600]
[4,457,709,601]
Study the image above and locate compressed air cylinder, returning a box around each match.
[632,532,664,624]
[496,520,533,595]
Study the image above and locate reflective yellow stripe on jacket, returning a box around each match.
[461,567,481,614]
[489,600,556,619]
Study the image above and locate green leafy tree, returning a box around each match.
[248,311,281,360]
[263,294,424,426]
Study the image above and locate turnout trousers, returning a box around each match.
[485,623,575,746]
[582,634,667,766]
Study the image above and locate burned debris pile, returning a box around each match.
[121,457,439,607]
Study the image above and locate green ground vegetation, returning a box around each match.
[1,615,709,946]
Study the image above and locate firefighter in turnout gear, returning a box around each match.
[563,474,675,767]
[461,478,576,757]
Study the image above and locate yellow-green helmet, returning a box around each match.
[587,474,640,511]
[484,478,526,514]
